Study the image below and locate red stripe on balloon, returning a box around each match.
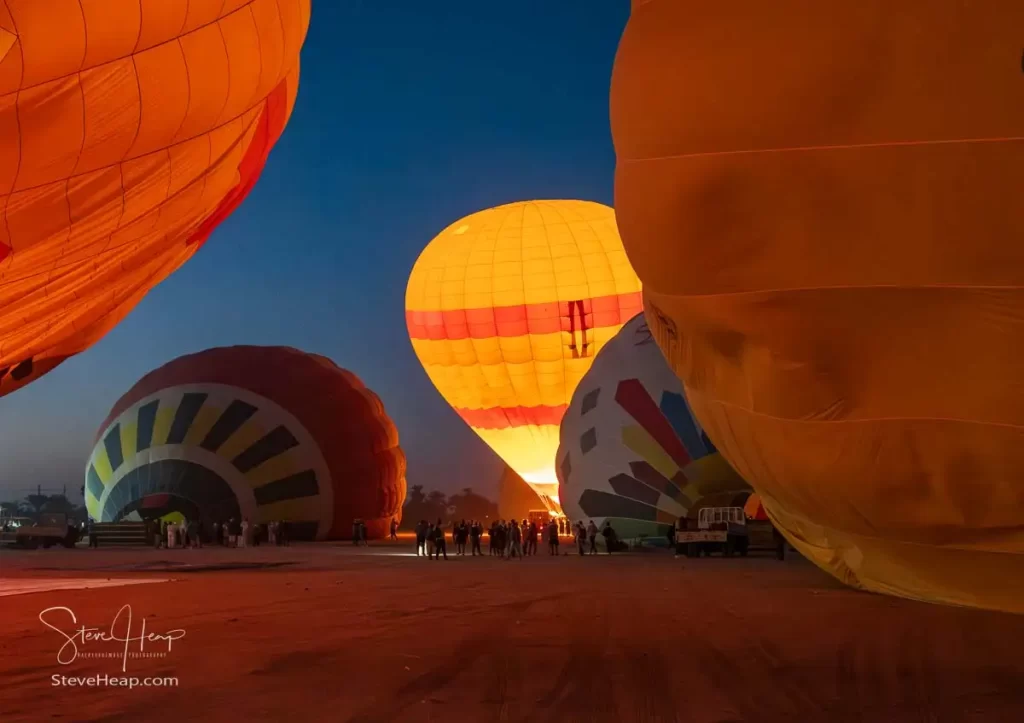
[455,404,567,430]
[406,291,643,341]
[614,378,692,470]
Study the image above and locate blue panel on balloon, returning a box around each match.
[659,391,707,458]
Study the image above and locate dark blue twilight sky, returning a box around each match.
[0,0,630,503]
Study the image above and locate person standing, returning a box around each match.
[240,518,249,548]
[526,521,538,556]
[601,521,616,554]
[548,520,560,556]
[470,521,482,556]
[508,520,523,559]
[415,519,427,556]
[587,520,599,555]
[426,523,435,558]
[390,517,399,541]
[432,519,448,560]
[87,519,98,548]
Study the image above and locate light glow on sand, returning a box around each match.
[0,578,172,597]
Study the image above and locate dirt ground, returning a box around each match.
[2,541,1024,723]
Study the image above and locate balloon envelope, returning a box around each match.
[557,314,748,539]
[0,1,310,396]
[611,0,1024,611]
[406,200,642,510]
[86,346,406,540]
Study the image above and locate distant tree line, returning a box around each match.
[0,493,88,524]
[400,485,498,529]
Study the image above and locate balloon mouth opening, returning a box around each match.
[520,470,563,513]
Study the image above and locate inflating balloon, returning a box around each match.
[557,313,748,539]
[611,0,1024,611]
[0,1,310,397]
[406,200,642,511]
[87,346,405,540]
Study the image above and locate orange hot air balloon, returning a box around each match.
[406,200,643,510]
[0,0,310,397]
[611,1,1024,611]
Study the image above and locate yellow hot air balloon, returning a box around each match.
[0,0,310,397]
[406,200,642,510]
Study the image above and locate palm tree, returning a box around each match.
[24,493,49,518]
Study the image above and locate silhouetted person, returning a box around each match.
[455,519,467,555]
[87,519,98,548]
[390,518,399,540]
[526,521,538,556]
[548,520,560,555]
[470,521,482,556]
[576,522,587,556]
[601,521,616,554]
[508,520,523,559]
[587,520,599,555]
[415,519,428,556]
[432,519,448,560]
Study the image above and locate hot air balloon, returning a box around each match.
[86,347,406,541]
[611,1,1024,611]
[557,313,748,541]
[498,464,545,522]
[0,1,310,397]
[406,200,643,511]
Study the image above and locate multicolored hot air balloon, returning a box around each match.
[86,347,406,541]
[611,0,1024,611]
[0,1,310,397]
[557,314,748,540]
[406,200,643,511]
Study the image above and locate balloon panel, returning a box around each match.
[406,200,643,508]
[86,346,405,540]
[0,0,310,397]
[611,0,1024,610]
[557,314,748,538]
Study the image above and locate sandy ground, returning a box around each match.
[2,541,1024,723]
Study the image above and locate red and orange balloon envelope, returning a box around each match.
[612,0,1024,611]
[0,0,309,396]
[87,346,406,541]
[406,200,642,511]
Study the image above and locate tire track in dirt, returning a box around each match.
[344,594,561,723]
[616,641,681,723]
[539,596,616,723]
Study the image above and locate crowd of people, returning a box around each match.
[144,518,292,549]
[411,517,620,560]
